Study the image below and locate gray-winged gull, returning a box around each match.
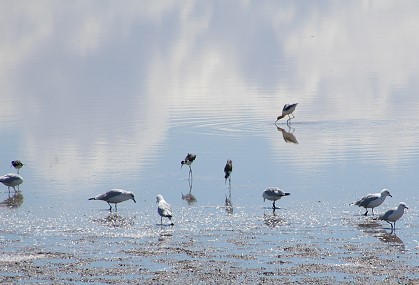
[157,194,174,225]
[262,187,290,209]
[378,202,408,230]
[89,189,136,212]
[352,189,392,216]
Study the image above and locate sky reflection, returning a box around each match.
[1,1,419,188]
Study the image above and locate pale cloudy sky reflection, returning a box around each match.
[1,1,419,181]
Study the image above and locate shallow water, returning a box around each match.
[1,1,419,284]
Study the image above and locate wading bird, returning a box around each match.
[181,153,197,177]
[352,189,392,216]
[0,173,23,192]
[11,160,24,174]
[156,194,174,226]
[262,187,290,209]
[89,189,136,212]
[377,202,408,230]
[276,103,298,124]
[224,159,233,184]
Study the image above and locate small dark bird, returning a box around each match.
[262,187,290,209]
[88,189,136,212]
[11,160,24,174]
[181,153,197,176]
[157,194,174,225]
[276,103,298,123]
[224,159,233,184]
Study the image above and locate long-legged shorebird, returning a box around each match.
[352,189,392,216]
[275,103,298,124]
[224,159,233,185]
[0,173,23,192]
[89,189,136,212]
[11,160,24,174]
[378,202,408,230]
[156,194,174,226]
[262,187,290,209]
[181,153,196,177]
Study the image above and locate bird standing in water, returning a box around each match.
[224,159,233,185]
[0,173,24,192]
[377,202,408,230]
[352,189,392,216]
[11,160,24,174]
[275,103,298,124]
[156,194,174,226]
[262,187,290,209]
[181,153,197,178]
[88,189,136,212]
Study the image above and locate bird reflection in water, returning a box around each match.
[93,213,134,228]
[276,125,298,144]
[263,209,286,228]
[181,177,197,205]
[357,220,404,249]
[0,192,24,208]
[225,184,233,214]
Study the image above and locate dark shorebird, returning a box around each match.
[89,189,136,212]
[224,159,233,184]
[352,189,392,216]
[0,173,24,192]
[156,194,174,226]
[11,160,24,174]
[275,103,298,124]
[262,187,290,209]
[181,153,197,177]
[377,202,408,230]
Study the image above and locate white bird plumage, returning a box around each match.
[88,189,136,212]
[262,187,290,209]
[377,202,408,230]
[156,194,174,225]
[276,103,298,123]
[0,173,24,192]
[352,189,392,216]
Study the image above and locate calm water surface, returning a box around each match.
[0,1,418,284]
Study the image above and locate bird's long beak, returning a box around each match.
[389,194,393,197]
[132,198,136,203]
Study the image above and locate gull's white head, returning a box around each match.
[381,189,392,197]
[398,202,408,209]
[156,194,164,203]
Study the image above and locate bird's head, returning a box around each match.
[399,202,408,209]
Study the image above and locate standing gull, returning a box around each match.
[275,103,298,123]
[89,189,136,212]
[0,173,23,192]
[378,202,408,230]
[181,153,197,177]
[156,194,174,225]
[11,160,24,174]
[352,189,392,216]
[262,187,290,209]
[224,159,233,184]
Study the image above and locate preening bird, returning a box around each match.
[276,103,298,123]
[352,189,392,216]
[156,194,174,225]
[0,173,23,192]
[11,160,24,174]
[88,189,136,212]
[377,202,408,230]
[262,187,290,209]
[224,159,233,184]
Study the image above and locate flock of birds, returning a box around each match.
[0,104,410,230]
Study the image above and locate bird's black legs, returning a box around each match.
[371,208,374,215]
[107,202,112,212]
[363,209,368,216]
